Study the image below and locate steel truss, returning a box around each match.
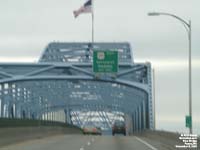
[0,42,154,132]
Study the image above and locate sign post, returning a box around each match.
[185,115,192,128]
[93,50,118,74]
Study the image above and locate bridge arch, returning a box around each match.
[0,42,154,133]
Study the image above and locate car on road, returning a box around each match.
[83,126,102,135]
[112,120,126,136]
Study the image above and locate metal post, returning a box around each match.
[138,107,141,132]
[91,0,94,44]
[153,69,156,130]
[188,20,192,134]
[51,111,53,121]
[148,12,193,134]
[143,100,146,130]
[1,86,4,118]
[135,110,138,131]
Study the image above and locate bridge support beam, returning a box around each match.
[64,109,70,124]
[125,114,133,135]
[1,98,4,118]
[132,114,136,133]
[46,108,49,121]
[9,105,14,119]
[138,106,141,132]
[50,111,53,121]
[15,103,19,119]
[142,100,146,130]
[135,110,138,132]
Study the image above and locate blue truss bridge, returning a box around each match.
[0,42,154,133]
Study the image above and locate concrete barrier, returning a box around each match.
[134,130,186,149]
[0,126,82,147]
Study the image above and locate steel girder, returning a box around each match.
[0,42,153,131]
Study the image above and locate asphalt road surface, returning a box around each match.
[0,135,161,150]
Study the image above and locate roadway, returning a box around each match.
[0,135,160,150]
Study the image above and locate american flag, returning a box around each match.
[73,0,92,18]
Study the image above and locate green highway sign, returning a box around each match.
[185,116,192,128]
[93,50,118,73]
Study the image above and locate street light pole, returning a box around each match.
[188,20,192,134]
[148,12,192,134]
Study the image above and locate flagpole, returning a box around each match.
[92,0,94,44]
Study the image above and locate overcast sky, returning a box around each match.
[0,0,199,134]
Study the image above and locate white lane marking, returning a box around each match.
[134,136,158,150]
[87,141,91,146]
[80,147,84,150]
